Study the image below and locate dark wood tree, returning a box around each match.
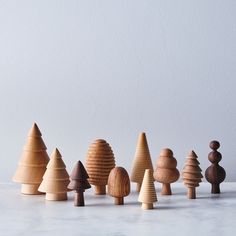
[205,140,226,194]
[68,161,91,206]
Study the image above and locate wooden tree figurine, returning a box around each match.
[38,148,70,200]
[12,123,49,194]
[108,167,130,205]
[205,140,226,194]
[153,148,179,195]
[86,139,116,195]
[182,150,203,199]
[68,161,91,206]
[138,169,157,210]
[130,132,154,192]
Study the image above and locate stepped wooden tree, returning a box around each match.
[205,140,226,194]
[153,148,180,195]
[138,169,157,210]
[68,161,91,206]
[108,167,130,205]
[86,139,116,195]
[38,148,70,201]
[130,132,154,192]
[182,150,203,199]
[12,123,49,194]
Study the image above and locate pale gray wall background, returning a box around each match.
[0,0,236,182]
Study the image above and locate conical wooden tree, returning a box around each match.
[68,161,91,206]
[182,150,203,199]
[12,123,49,194]
[38,148,70,201]
[108,167,130,205]
[138,169,157,210]
[153,148,179,195]
[86,139,116,195]
[130,132,154,192]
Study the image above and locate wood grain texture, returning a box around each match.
[108,167,130,205]
[138,169,157,210]
[68,161,91,206]
[12,123,49,195]
[205,140,226,194]
[182,150,203,199]
[153,148,179,195]
[38,148,70,201]
[130,132,154,192]
[85,139,115,195]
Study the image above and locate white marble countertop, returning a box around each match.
[0,182,235,236]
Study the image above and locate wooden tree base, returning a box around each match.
[46,193,67,201]
[161,183,172,195]
[142,203,153,210]
[21,184,43,195]
[136,183,141,192]
[211,184,220,194]
[74,191,84,206]
[94,185,106,195]
[114,197,124,205]
[187,187,196,199]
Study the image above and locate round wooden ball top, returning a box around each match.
[159,148,173,157]
[209,140,220,151]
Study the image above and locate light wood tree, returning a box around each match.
[38,148,70,201]
[130,132,153,192]
[12,123,49,194]
[182,150,203,199]
[138,169,157,210]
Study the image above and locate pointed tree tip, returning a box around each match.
[188,150,198,158]
[52,148,62,158]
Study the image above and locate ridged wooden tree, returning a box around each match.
[68,161,91,206]
[182,150,203,199]
[108,167,130,205]
[130,132,154,192]
[138,169,157,210]
[12,123,49,194]
[38,148,70,201]
[86,139,116,195]
[153,148,179,195]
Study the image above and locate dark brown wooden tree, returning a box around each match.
[205,140,226,194]
[68,161,91,206]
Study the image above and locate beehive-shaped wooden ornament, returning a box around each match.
[138,169,157,210]
[182,150,203,199]
[153,148,179,195]
[130,132,154,192]
[12,123,49,194]
[108,167,130,205]
[86,139,115,195]
[68,161,91,206]
[38,148,70,201]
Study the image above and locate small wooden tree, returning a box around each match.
[12,123,49,194]
[182,150,203,199]
[68,161,91,206]
[108,167,130,205]
[86,139,116,195]
[153,148,179,195]
[138,169,157,210]
[38,148,70,201]
[130,132,154,192]
[205,140,226,194]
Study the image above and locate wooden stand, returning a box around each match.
[21,184,43,195]
[114,197,124,205]
[161,183,172,195]
[212,184,220,194]
[74,191,84,206]
[142,203,153,210]
[187,187,196,199]
[94,185,106,195]
[46,193,67,201]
